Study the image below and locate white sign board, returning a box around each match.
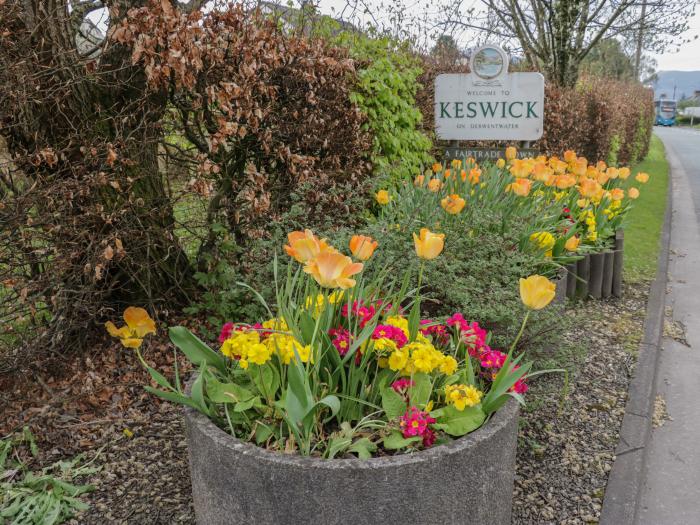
[434,45,545,141]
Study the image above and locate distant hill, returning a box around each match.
[652,70,700,101]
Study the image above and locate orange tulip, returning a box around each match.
[563,150,577,163]
[414,174,425,186]
[635,172,649,183]
[349,235,378,261]
[578,178,601,198]
[555,174,576,189]
[468,167,482,184]
[432,163,443,173]
[618,167,631,180]
[304,252,363,289]
[628,187,640,199]
[284,229,336,263]
[413,228,445,260]
[507,177,532,197]
[427,178,443,192]
[509,159,532,178]
[105,306,156,349]
[610,188,625,201]
[441,194,466,214]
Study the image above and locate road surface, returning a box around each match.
[637,126,700,524]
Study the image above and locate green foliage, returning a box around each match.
[1,429,99,524]
[336,33,434,183]
[607,133,621,166]
[624,135,669,282]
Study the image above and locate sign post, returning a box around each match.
[434,44,544,159]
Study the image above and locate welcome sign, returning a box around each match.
[435,45,544,141]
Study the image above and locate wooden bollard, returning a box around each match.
[612,229,624,297]
[566,263,577,298]
[602,250,614,298]
[554,268,567,305]
[589,252,605,299]
[576,254,590,299]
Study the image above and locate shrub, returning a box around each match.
[337,33,434,184]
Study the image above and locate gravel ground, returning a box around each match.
[2,283,649,524]
[512,282,648,524]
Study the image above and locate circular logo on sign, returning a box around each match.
[470,45,508,80]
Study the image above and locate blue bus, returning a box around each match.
[654,99,676,126]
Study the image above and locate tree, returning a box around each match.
[581,38,635,80]
[0,0,372,353]
[439,0,696,86]
[431,34,463,63]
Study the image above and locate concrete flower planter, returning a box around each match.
[184,398,520,525]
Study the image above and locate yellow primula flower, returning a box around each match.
[445,384,483,411]
[439,355,458,375]
[388,349,409,371]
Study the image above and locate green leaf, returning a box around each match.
[381,387,407,420]
[206,376,255,404]
[432,405,486,436]
[169,326,226,373]
[254,423,274,445]
[408,373,432,408]
[233,396,260,413]
[383,430,422,450]
[348,437,377,459]
[144,386,200,410]
[251,364,280,400]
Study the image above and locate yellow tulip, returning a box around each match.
[505,146,517,161]
[618,167,631,180]
[635,172,649,184]
[284,229,336,263]
[565,235,580,252]
[440,194,466,214]
[376,189,391,205]
[451,159,462,169]
[304,252,363,289]
[628,187,640,199]
[413,228,445,260]
[554,174,576,189]
[349,235,378,261]
[519,275,556,310]
[496,158,506,169]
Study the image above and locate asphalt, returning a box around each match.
[637,127,700,524]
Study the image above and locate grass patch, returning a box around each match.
[623,134,670,282]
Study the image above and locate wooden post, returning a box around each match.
[612,230,624,297]
[589,252,605,299]
[576,254,590,299]
[566,263,577,298]
[602,250,614,298]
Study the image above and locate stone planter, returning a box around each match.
[184,398,520,525]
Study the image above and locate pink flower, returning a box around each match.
[219,322,235,343]
[372,324,407,348]
[342,300,376,328]
[446,315,488,357]
[328,327,352,357]
[419,320,449,346]
[480,349,507,369]
[511,378,528,394]
[399,406,436,447]
[391,378,415,393]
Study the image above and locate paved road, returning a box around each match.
[637,127,700,524]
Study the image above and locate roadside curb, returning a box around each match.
[599,144,673,524]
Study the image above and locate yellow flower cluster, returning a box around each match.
[221,318,312,369]
[445,384,483,411]
[529,231,555,257]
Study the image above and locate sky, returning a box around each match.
[315,0,700,73]
[652,9,700,71]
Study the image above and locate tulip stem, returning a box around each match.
[508,310,530,357]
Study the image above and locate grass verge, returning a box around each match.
[623,134,670,282]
